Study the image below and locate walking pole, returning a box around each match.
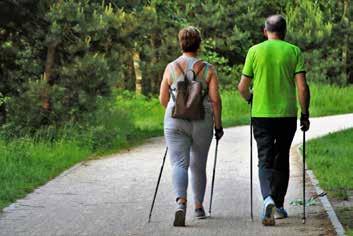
[208,139,219,216]
[302,131,306,224]
[250,102,253,221]
[148,147,168,223]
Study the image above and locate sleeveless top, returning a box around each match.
[168,55,211,110]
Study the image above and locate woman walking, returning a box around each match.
[159,26,223,226]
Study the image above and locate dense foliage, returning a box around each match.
[0,0,352,136]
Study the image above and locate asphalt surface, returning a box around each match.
[1,114,353,236]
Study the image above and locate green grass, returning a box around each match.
[310,83,353,116]
[0,138,90,209]
[1,83,353,210]
[307,128,353,199]
[221,90,250,127]
[115,91,164,136]
[306,129,353,234]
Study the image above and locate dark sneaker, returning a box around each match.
[275,207,288,219]
[173,203,186,227]
[261,196,275,226]
[194,207,207,219]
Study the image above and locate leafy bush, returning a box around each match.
[3,80,50,137]
[201,39,242,90]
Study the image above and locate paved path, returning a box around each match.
[1,114,353,236]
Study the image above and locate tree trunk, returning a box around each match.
[0,104,5,124]
[342,0,350,83]
[151,32,162,94]
[42,0,63,111]
[133,50,143,94]
[42,40,58,110]
[43,42,57,82]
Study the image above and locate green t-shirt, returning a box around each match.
[242,39,305,117]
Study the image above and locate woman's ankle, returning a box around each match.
[195,202,203,209]
[177,197,187,204]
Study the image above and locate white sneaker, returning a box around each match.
[261,196,275,226]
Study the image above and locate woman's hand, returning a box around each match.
[215,126,224,141]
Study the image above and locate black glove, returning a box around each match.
[215,126,224,141]
[300,112,310,131]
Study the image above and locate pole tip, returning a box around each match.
[302,218,306,224]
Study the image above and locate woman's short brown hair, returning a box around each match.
[178,26,201,52]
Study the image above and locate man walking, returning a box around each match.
[238,15,310,226]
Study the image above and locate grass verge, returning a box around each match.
[307,128,353,199]
[307,128,353,233]
[0,138,90,209]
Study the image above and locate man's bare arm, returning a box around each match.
[238,75,252,102]
[295,73,310,114]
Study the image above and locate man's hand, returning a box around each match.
[300,113,310,131]
[215,126,224,141]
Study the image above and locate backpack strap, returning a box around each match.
[175,61,185,76]
[169,60,196,102]
[195,61,206,79]
[202,63,209,81]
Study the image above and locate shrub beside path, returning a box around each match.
[1,114,353,236]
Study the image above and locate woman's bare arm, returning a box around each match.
[159,64,171,108]
[208,66,222,129]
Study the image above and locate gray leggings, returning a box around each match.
[164,101,213,204]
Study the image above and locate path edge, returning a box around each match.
[296,145,346,236]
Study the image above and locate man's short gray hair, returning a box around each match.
[265,15,286,38]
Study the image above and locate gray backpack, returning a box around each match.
[170,61,208,120]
